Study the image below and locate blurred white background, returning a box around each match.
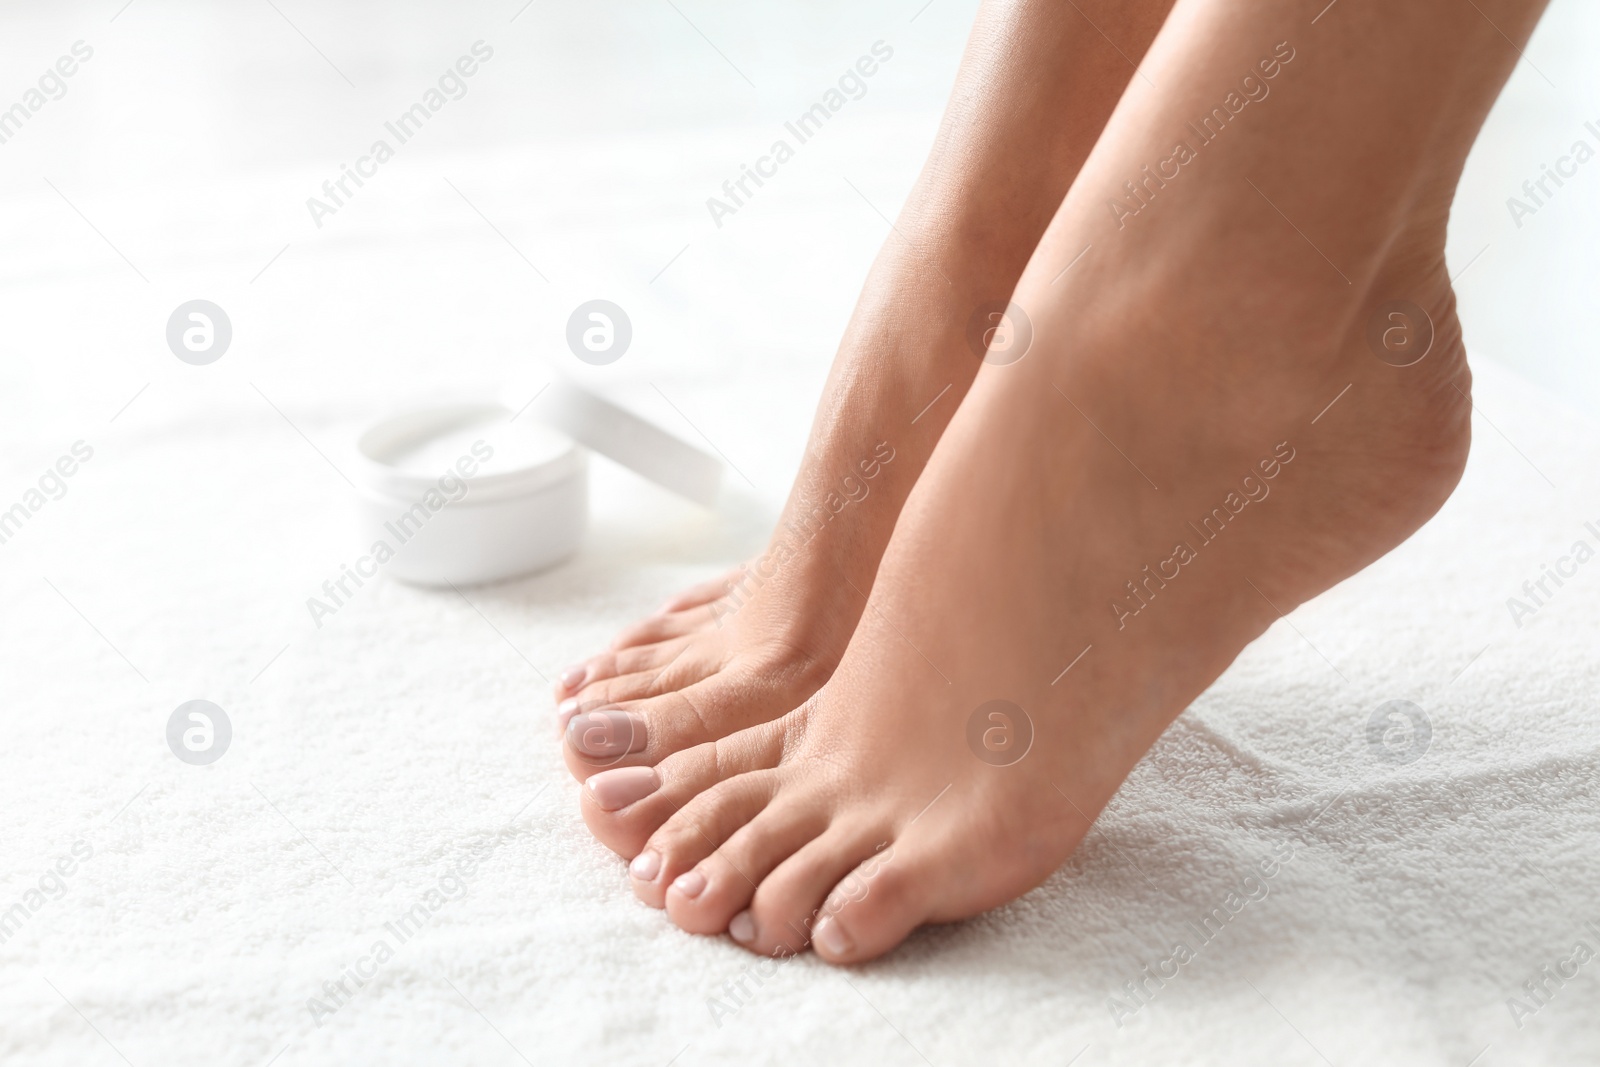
[0,0,1596,459]
[0,0,985,507]
[2,4,1598,1065]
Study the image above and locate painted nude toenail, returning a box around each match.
[672,871,707,899]
[586,766,660,811]
[812,915,853,958]
[559,664,587,691]
[566,710,646,758]
[728,911,756,943]
[630,849,661,881]
[556,698,581,732]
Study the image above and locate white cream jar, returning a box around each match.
[352,380,720,587]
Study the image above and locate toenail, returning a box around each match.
[556,698,581,728]
[812,915,853,959]
[559,664,587,691]
[672,870,707,899]
[629,850,661,881]
[566,710,646,758]
[729,911,755,943]
[586,766,660,811]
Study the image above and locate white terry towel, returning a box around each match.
[1,352,1597,1066]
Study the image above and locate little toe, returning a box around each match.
[567,645,710,713]
[581,637,696,689]
[657,565,743,614]
[608,606,714,651]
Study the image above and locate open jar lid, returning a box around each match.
[522,378,722,506]
[354,379,722,506]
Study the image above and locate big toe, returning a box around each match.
[580,716,790,858]
[561,657,817,780]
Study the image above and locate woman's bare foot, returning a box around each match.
[555,0,1175,792]
[585,0,1549,959]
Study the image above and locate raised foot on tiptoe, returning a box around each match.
[579,254,1472,963]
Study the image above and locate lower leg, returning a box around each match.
[728,0,1181,661]
[558,0,1175,805]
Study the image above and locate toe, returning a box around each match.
[563,640,717,718]
[558,672,663,732]
[608,605,716,651]
[657,565,743,614]
[579,636,697,689]
[580,716,789,857]
[561,661,781,778]
[742,822,889,957]
[629,768,785,910]
[808,833,937,965]
[664,797,831,937]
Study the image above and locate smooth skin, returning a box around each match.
[579,0,1551,963]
